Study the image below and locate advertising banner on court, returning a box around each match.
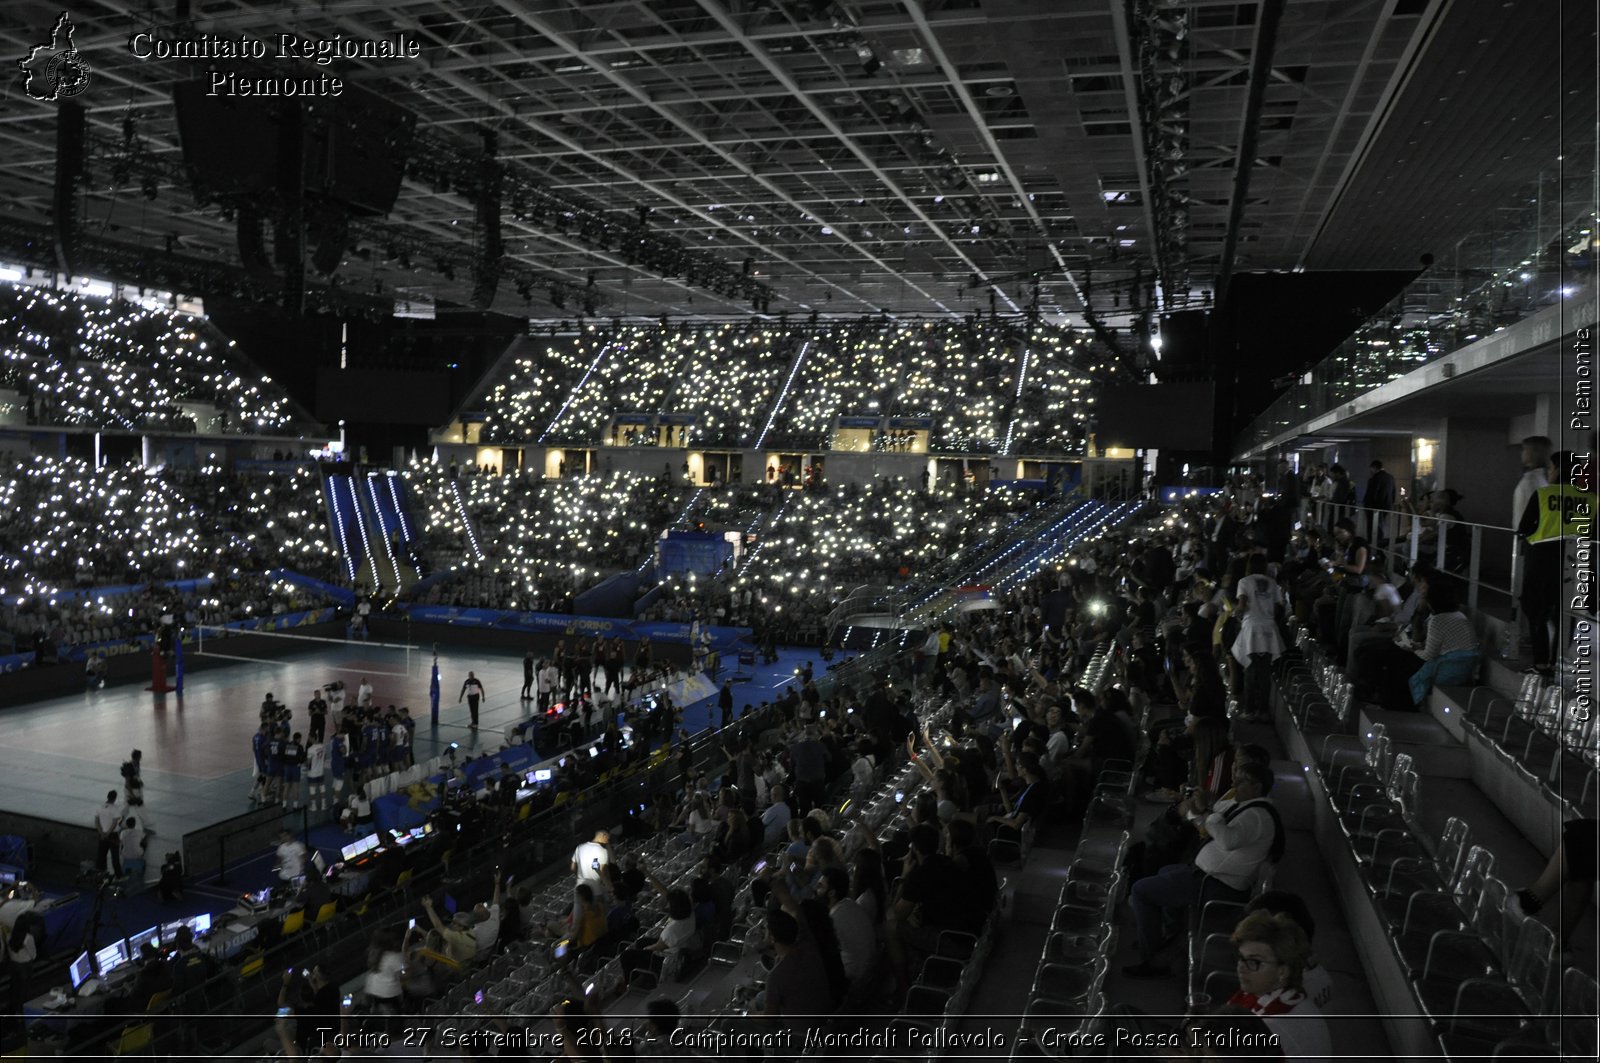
[0,608,341,673]
[401,604,745,648]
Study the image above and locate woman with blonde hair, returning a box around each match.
[1225,911,1332,1062]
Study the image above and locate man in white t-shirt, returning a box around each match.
[390,718,410,764]
[537,661,559,714]
[94,791,124,877]
[304,737,329,814]
[572,830,611,895]
[357,678,374,709]
[819,867,876,985]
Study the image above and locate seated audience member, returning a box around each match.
[1353,578,1478,711]
[944,817,998,924]
[1246,890,1333,1007]
[989,741,1052,838]
[619,868,700,988]
[642,998,682,1053]
[761,784,793,847]
[110,942,172,1013]
[496,885,526,953]
[1225,911,1333,1062]
[471,877,503,960]
[1126,761,1283,977]
[761,909,836,1030]
[886,823,968,983]
[1512,816,1598,947]
[420,895,479,965]
[1345,564,1432,669]
[168,924,220,992]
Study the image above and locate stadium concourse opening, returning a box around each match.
[0,0,1595,1060]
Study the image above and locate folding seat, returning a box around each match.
[1029,956,1108,1013]
[1391,857,1496,971]
[1343,768,1421,860]
[1368,815,1470,901]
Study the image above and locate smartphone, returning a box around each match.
[474,989,485,1005]
[894,791,904,804]
[301,968,310,979]
[554,941,570,959]
[276,1006,292,1018]
[752,859,768,875]
[341,994,353,1008]
[407,917,417,931]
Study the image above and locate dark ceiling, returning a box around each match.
[0,0,1592,327]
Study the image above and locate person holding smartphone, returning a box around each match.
[278,964,340,1053]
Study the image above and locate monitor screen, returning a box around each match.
[410,826,427,841]
[244,887,273,907]
[93,940,129,975]
[164,913,212,941]
[533,769,553,783]
[127,926,161,957]
[69,950,94,988]
[339,835,379,862]
[310,851,328,874]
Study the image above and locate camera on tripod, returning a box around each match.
[76,867,123,898]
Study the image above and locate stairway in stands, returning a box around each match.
[829,498,1147,648]
[361,470,423,597]
[319,464,364,586]
[900,498,1147,628]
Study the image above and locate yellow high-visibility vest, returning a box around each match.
[1527,484,1592,544]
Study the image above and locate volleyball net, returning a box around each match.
[191,623,424,680]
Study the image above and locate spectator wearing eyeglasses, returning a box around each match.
[1225,910,1332,1063]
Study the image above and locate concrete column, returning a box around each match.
[1436,417,1520,529]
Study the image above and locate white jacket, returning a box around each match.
[1195,798,1278,891]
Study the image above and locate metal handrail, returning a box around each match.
[1303,498,1517,614]
[1299,497,1590,663]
